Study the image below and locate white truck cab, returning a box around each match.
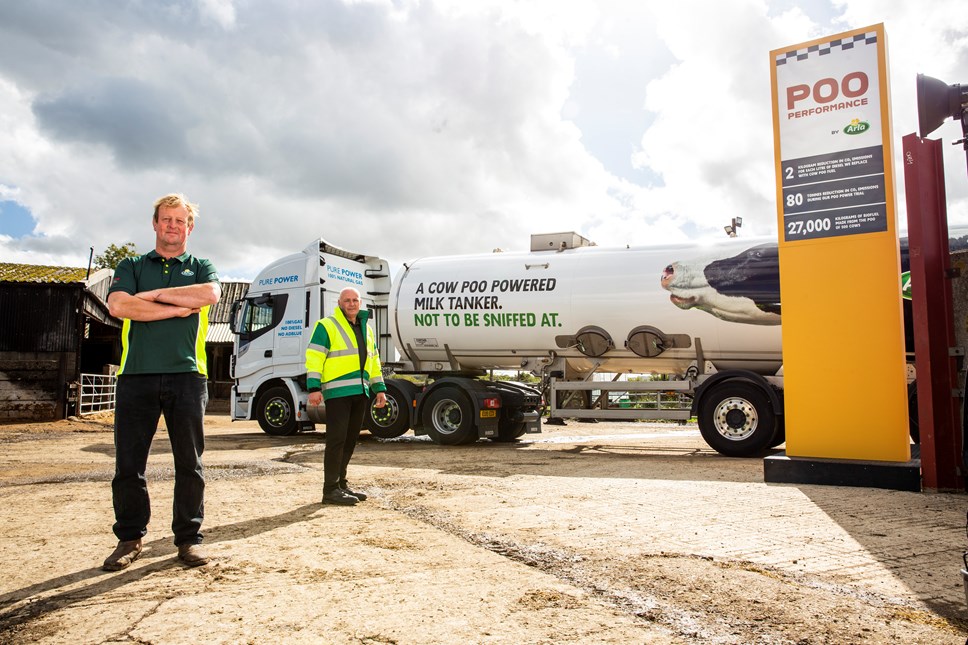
[230,239,392,435]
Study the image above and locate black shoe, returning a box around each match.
[322,489,359,505]
[340,482,367,501]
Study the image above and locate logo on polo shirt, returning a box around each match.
[181,269,195,277]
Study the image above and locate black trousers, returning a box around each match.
[112,373,208,546]
[323,394,368,492]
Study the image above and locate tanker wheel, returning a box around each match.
[769,392,786,448]
[422,387,477,445]
[770,417,786,448]
[492,419,527,443]
[257,386,299,436]
[698,381,777,457]
[364,385,410,439]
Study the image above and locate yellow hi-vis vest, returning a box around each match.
[305,307,386,401]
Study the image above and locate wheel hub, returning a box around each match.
[433,401,462,434]
[266,399,290,427]
[714,397,757,440]
[371,400,398,425]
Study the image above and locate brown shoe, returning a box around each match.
[103,539,143,571]
[177,543,210,567]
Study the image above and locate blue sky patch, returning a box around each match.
[0,201,36,238]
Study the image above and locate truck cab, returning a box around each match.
[230,239,392,435]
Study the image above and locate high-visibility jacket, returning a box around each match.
[305,307,386,401]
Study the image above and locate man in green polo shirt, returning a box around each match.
[102,193,221,571]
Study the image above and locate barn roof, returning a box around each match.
[0,264,250,341]
[205,281,249,344]
[0,262,90,284]
[210,281,249,323]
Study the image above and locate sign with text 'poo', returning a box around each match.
[770,24,909,462]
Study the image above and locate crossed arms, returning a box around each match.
[108,283,222,322]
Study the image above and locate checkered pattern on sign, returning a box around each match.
[775,32,877,66]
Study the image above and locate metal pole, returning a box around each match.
[901,133,964,491]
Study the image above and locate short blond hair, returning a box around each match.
[153,193,199,225]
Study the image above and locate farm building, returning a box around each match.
[0,262,120,421]
[0,262,250,422]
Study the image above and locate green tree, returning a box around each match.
[94,242,138,270]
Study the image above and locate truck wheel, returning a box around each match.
[422,387,477,445]
[769,392,786,448]
[770,418,786,448]
[365,386,410,439]
[698,381,777,457]
[257,386,299,436]
[492,420,527,442]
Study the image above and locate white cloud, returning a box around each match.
[0,1,965,278]
[200,0,237,30]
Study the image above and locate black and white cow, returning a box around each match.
[660,243,781,325]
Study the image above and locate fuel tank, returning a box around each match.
[388,237,785,376]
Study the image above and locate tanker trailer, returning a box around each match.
[388,233,786,457]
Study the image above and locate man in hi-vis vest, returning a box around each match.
[306,287,387,505]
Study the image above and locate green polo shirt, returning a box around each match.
[109,251,220,376]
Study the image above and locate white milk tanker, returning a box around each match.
[232,231,957,456]
[390,239,783,376]
[388,233,786,456]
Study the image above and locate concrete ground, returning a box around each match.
[0,414,966,643]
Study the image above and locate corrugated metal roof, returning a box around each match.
[206,322,236,344]
[206,282,250,343]
[210,281,249,323]
[0,262,90,284]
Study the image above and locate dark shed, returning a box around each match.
[0,263,120,422]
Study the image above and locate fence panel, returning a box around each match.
[79,373,117,415]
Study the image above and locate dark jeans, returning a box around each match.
[112,373,208,546]
[323,394,368,492]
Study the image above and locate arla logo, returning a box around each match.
[901,271,912,300]
[843,118,870,135]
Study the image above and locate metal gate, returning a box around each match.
[79,373,117,415]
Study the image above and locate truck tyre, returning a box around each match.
[422,386,477,445]
[769,392,786,448]
[492,419,527,442]
[770,418,786,448]
[365,384,411,439]
[698,381,777,457]
[257,386,299,436]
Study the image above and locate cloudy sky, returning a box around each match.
[1,0,966,280]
